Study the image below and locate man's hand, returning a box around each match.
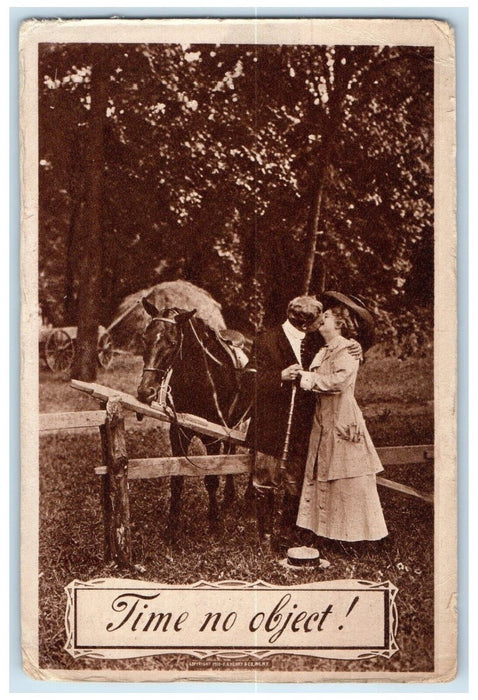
[347,341,363,361]
[281,364,302,382]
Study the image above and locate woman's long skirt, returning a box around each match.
[297,473,388,541]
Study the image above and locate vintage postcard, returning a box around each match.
[20,18,456,682]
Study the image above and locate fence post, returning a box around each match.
[99,402,112,562]
[99,396,131,567]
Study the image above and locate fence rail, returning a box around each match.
[40,410,107,431]
[39,383,434,568]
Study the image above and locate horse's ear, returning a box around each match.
[142,297,159,318]
[175,309,197,326]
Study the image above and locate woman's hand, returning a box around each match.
[336,422,364,442]
[281,364,302,382]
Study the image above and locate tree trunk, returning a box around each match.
[64,135,86,324]
[317,265,327,295]
[64,198,82,324]
[71,48,108,380]
[301,49,354,296]
[301,161,329,296]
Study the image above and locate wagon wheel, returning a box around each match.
[97,331,114,369]
[45,329,75,372]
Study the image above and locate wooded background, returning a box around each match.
[38,43,434,378]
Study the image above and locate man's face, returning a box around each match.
[288,310,322,333]
[305,310,323,333]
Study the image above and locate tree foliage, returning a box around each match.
[39,42,433,353]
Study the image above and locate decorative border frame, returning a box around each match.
[64,578,398,661]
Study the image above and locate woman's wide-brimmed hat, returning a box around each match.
[322,290,375,351]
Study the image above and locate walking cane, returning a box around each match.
[280,383,297,469]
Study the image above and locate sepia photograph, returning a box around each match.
[20,18,456,682]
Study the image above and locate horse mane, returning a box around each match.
[166,307,235,366]
[159,306,184,319]
[161,307,217,340]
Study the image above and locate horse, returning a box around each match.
[137,298,253,538]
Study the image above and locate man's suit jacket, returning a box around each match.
[246,326,324,460]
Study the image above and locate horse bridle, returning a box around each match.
[142,314,251,433]
[142,314,223,405]
[140,316,184,413]
[142,315,184,378]
[143,314,224,377]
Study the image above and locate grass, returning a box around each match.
[39,350,434,412]
[357,351,434,406]
[37,352,434,676]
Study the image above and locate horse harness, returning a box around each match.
[142,313,254,432]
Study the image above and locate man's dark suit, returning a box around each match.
[246,326,324,489]
[245,325,324,544]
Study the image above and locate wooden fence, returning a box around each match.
[39,382,434,568]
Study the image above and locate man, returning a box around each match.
[248,293,366,552]
[246,296,324,551]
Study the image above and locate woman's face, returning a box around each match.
[318,308,340,336]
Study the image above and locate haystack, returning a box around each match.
[111,280,226,352]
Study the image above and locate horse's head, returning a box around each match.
[137,298,196,405]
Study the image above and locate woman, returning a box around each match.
[297,293,388,543]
